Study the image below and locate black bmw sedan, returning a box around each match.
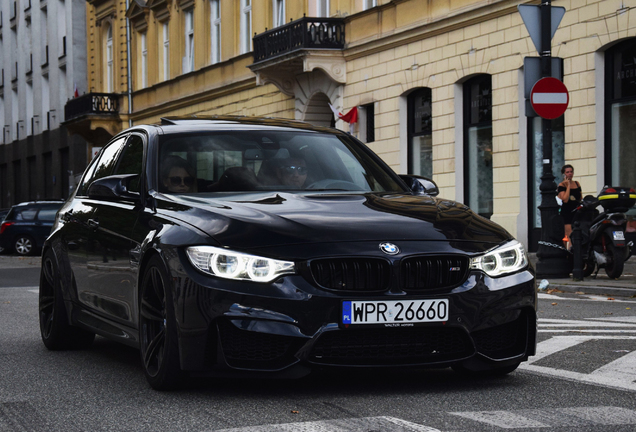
[39,116,536,390]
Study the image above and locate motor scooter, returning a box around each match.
[571,186,635,279]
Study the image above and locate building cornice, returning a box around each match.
[343,0,527,61]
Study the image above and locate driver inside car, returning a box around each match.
[276,158,307,188]
[161,155,198,193]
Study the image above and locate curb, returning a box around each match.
[540,281,636,298]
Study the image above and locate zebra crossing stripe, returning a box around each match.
[449,411,549,429]
[450,407,636,428]
[210,407,636,431]
[520,335,636,391]
[210,416,441,432]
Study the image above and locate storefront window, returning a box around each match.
[464,75,493,219]
[408,88,432,178]
[606,39,636,187]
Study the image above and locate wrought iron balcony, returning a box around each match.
[64,93,119,122]
[253,17,345,64]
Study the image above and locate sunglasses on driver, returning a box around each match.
[169,176,195,186]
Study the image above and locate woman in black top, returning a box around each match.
[557,164,582,246]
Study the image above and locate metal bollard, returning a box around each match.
[571,220,583,281]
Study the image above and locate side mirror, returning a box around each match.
[88,174,141,202]
[399,175,440,197]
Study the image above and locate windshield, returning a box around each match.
[157,130,405,194]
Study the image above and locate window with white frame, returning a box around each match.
[58,0,66,57]
[240,0,252,54]
[0,97,4,144]
[363,0,377,10]
[26,82,33,135]
[184,9,194,73]
[140,32,148,88]
[11,89,18,141]
[42,76,50,130]
[162,22,170,80]
[316,0,329,17]
[273,0,284,27]
[106,24,114,92]
[210,0,220,64]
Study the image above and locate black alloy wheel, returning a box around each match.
[15,235,34,256]
[139,255,182,390]
[39,250,95,350]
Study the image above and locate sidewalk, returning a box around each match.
[529,253,636,298]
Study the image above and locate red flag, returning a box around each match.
[339,106,358,124]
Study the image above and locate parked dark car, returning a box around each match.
[0,208,9,253]
[39,116,537,390]
[0,201,64,255]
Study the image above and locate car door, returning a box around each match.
[85,133,145,327]
[66,136,128,315]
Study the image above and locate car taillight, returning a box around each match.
[630,188,636,193]
[605,188,617,193]
[0,222,13,234]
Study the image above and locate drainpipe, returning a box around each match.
[125,0,133,127]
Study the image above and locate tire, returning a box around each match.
[582,257,595,277]
[451,361,520,377]
[39,250,95,350]
[14,235,35,256]
[604,237,625,279]
[139,255,182,390]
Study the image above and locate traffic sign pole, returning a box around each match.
[535,0,571,278]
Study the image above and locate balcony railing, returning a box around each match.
[64,93,119,121]
[253,17,345,63]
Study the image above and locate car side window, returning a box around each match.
[113,134,145,193]
[37,208,59,221]
[77,136,127,196]
[18,208,38,220]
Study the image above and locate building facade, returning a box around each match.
[0,0,90,208]
[67,0,635,251]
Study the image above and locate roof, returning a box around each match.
[158,115,337,133]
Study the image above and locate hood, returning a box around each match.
[156,192,511,253]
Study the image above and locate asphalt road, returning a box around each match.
[1,255,636,432]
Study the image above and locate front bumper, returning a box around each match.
[167,250,537,375]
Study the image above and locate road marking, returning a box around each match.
[209,407,636,431]
[211,416,440,432]
[450,406,636,429]
[520,334,636,391]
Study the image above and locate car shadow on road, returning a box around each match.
[65,336,529,396]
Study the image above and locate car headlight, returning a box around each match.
[186,246,295,283]
[470,240,528,277]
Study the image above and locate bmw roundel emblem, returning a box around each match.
[379,242,400,255]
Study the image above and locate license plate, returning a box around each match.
[613,231,625,241]
[342,299,449,325]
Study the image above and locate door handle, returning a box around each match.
[88,219,100,230]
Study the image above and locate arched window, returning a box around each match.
[605,39,636,187]
[463,75,493,219]
[408,88,432,178]
[105,24,114,92]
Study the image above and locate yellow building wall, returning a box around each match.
[83,0,636,238]
[334,0,636,237]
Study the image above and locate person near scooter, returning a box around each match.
[557,164,582,249]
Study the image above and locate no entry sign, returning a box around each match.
[530,77,569,119]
